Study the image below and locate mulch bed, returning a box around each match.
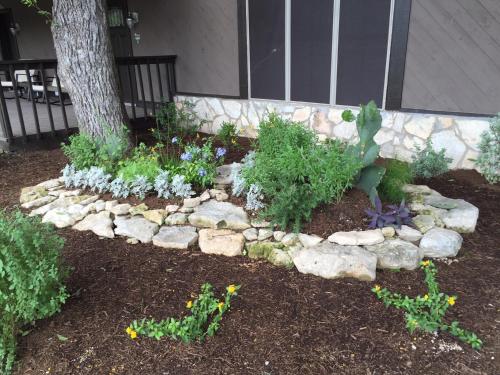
[0,145,499,375]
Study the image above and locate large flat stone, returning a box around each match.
[440,199,479,233]
[20,186,48,204]
[114,216,159,243]
[152,226,198,250]
[292,242,377,281]
[365,239,423,270]
[396,225,423,242]
[21,195,56,209]
[42,208,77,228]
[73,211,114,238]
[328,229,384,246]
[419,228,463,258]
[198,229,245,257]
[188,200,250,230]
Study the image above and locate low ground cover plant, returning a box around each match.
[365,196,412,229]
[411,139,452,179]
[0,210,68,374]
[127,283,240,343]
[379,159,413,203]
[372,260,482,349]
[476,114,499,184]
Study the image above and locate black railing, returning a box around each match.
[0,55,177,150]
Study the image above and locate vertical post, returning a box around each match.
[126,63,136,119]
[136,64,147,117]
[25,67,41,139]
[39,63,56,136]
[156,63,164,104]
[0,75,13,142]
[146,62,156,117]
[9,65,27,141]
[55,72,69,133]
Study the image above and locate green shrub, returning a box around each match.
[217,121,239,148]
[411,139,452,179]
[0,210,68,374]
[379,159,413,203]
[244,114,362,231]
[127,283,240,343]
[476,114,499,184]
[153,101,205,143]
[61,132,98,170]
[372,260,482,350]
[117,143,160,182]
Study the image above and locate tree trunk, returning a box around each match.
[51,0,129,139]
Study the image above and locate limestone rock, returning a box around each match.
[129,203,149,216]
[183,197,201,208]
[73,211,114,239]
[273,231,286,242]
[440,200,479,233]
[114,216,159,243]
[198,229,245,257]
[165,213,188,225]
[105,200,118,211]
[365,239,423,270]
[328,229,384,246]
[111,203,132,216]
[21,195,56,209]
[188,200,250,230]
[396,225,423,242]
[152,226,198,250]
[268,248,294,268]
[20,186,47,204]
[424,195,459,210]
[292,242,377,281]
[179,207,194,214]
[298,233,323,248]
[242,228,258,241]
[413,215,435,233]
[36,178,63,190]
[94,200,106,213]
[80,195,100,205]
[258,229,273,241]
[251,219,272,228]
[419,228,463,258]
[165,204,180,213]
[143,209,168,225]
[247,242,276,259]
[199,190,211,202]
[42,208,77,228]
[215,163,240,186]
[281,233,299,246]
[381,227,396,238]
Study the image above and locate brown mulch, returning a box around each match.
[0,146,499,375]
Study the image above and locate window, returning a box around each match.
[247,0,394,107]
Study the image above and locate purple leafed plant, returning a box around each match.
[366,197,412,229]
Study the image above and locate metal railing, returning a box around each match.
[0,55,177,149]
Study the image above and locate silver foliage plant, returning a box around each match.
[72,169,90,189]
[170,174,194,198]
[245,183,265,211]
[61,164,76,188]
[231,164,246,197]
[154,170,172,199]
[109,177,130,199]
[130,175,153,200]
[476,115,500,184]
[86,166,111,193]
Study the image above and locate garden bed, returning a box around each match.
[0,147,499,375]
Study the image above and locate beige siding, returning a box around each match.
[402,0,500,115]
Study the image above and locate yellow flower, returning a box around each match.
[227,285,237,294]
[130,330,137,339]
[186,300,193,309]
[423,294,429,301]
[126,327,132,335]
[448,296,456,306]
[421,260,430,267]
[218,301,225,312]
[374,285,381,292]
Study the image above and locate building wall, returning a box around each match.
[0,0,55,59]
[177,95,492,170]
[402,0,500,115]
[127,0,240,97]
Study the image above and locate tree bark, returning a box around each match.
[51,0,129,139]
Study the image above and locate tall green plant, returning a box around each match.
[0,210,68,374]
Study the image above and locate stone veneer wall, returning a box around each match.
[176,95,493,170]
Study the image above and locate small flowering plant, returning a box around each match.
[126,283,240,343]
[372,260,482,349]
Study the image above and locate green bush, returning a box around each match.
[411,139,452,179]
[244,114,362,231]
[476,114,499,184]
[61,132,98,170]
[379,159,413,203]
[217,121,239,148]
[0,210,68,374]
[117,143,160,182]
[153,101,204,143]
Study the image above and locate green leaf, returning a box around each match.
[56,334,68,342]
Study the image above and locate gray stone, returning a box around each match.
[111,203,132,216]
[431,130,466,169]
[328,229,384,246]
[179,207,195,214]
[105,200,118,211]
[419,228,463,258]
[94,200,106,212]
[79,195,100,205]
[242,228,258,241]
[258,229,273,241]
[30,195,94,217]
[152,226,198,250]
[273,231,286,242]
[199,190,211,202]
[21,195,56,209]
[198,229,245,257]
[215,191,229,201]
[188,200,250,230]
[365,239,423,270]
[281,233,299,246]
[129,203,149,216]
[165,213,188,225]
[215,163,240,185]
[36,178,62,190]
[183,197,201,208]
[114,216,159,243]
[268,248,294,268]
[424,195,459,210]
[413,215,435,233]
[73,211,114,238]
[165,204,180,213]
[143,209,168,225]
[20,186,47,204]
[381,227,396,238]
[396,225,423,242]
[298,233,323,248]
[440,200,479,233]
[292,242,377,281]
[251,219,272,228]
[42,208,77,228]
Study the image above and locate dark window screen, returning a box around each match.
[291,0,333,103]
[336,0,391,107]
[249,0,285,100]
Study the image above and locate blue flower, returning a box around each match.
[216,147,227,159]
[171,137,178,144]
[198,168,207,177]
[180,152,193,161]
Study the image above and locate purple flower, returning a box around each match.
[171,137,178,144]
[216,147,227,159]
[198,168,207,177]
[180,152,193,161]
